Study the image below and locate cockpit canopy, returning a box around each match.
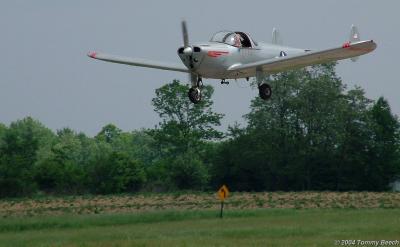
[210,31,256,48]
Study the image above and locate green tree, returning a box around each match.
[95,124,122,143]
[148,80,223,190]
[128,130,159,168]
[34,128,88,193]
[0,123,6,159]
[334,87,373,190]
[240,64,347,190]
[86,150,146,194]
[212,63,400,192]
[365,97,400,190]
[85,125,148,194]
[168,151,209,190]
[150,80,224,156]
[0,123,6,139]
[0,117,55,197]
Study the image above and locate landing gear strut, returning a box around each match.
[188,77,202,104]
[258,83,272,100]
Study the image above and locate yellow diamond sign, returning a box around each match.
[217,185,229,201]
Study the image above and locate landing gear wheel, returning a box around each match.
[258,83,272,100]
[220,79,229,85]
[188,87,202,104]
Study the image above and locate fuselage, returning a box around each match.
[178,33,306,80]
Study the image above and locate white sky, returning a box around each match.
[0,0,398,135]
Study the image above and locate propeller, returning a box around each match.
[182,20,189,48]
[181,20,193,55]
[181,20,197,86]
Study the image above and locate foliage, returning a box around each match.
[212,64,400,191]
[0,73,399,197]
[150,80,224,157]
[0,117,55,197]
[34,128,90,194]
[87,151,146,194]
[148,80,223,190]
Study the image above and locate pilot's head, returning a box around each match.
[233,34,243,47]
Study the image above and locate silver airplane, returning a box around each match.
[88,21,376,104]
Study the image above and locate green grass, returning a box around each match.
[0,208,399,246]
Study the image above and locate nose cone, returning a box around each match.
[178,45,206,70]
[183,47,193,55]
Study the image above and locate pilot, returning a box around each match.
[233,33,243,48]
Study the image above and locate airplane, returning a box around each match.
[88,21,376,104]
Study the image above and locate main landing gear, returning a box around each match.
[220,79,229,85]
[258,83,272,100]
[187,76,272,103]
[188,77,203,104]
[256,69,272,100]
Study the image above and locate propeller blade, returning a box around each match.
[182,20,189,47]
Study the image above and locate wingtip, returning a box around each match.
[87,51,97,58]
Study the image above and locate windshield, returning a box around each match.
[210,31,255,47]
[209,31,235,44]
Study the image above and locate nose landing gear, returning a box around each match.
[188,87,202,103]
[188,77,203,104]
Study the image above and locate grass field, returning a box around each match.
[0,209,399,246]
[0,192,399,246]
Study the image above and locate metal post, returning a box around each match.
[220,200,224,218]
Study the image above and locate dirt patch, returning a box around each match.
[0,192,399,217]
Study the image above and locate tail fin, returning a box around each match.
[272,27,283,45]
[350,24,360,43]
[349,24,360,62]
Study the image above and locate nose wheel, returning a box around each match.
[188,87,202,104]
[258,83,272,100]
[188,77,203,104]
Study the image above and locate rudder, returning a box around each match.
[349,24,360,62]
[272,27,283,45]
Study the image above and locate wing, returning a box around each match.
[228,40,377,74]
[87,52,189,73]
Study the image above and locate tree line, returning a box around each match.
[0,63,399,197]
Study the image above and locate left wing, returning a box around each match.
[87,51,189,73]
[228,40,376,74]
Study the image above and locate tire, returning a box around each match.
[258,83,272,100]
[188,87,202,104]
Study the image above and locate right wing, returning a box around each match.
[228,40,377,74]
[87,51,189,73]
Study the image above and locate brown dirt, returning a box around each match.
[0,192,399,217]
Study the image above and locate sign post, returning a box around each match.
[217,185,229,218]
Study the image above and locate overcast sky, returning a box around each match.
[0,1,398,136]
